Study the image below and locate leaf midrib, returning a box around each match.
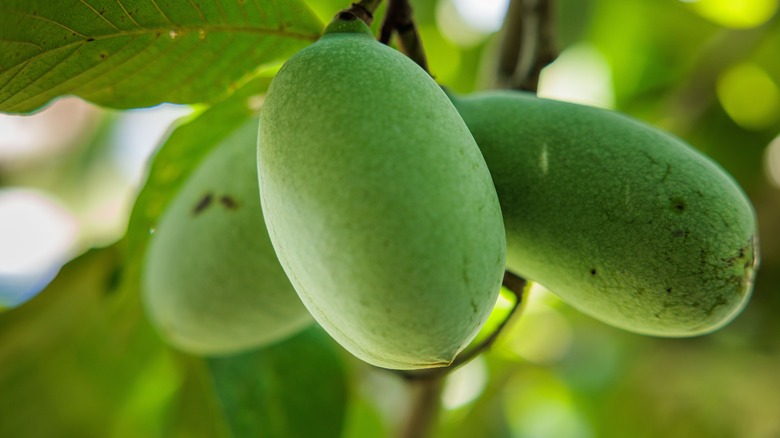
[0,23,319,74]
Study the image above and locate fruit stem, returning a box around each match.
[398,375,443,438]
[340,0,383,26]
[391,271,528,437]
[379,0,431,75]
[495,0,558,92]
[397,271,527,382]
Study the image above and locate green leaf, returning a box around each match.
[208,326,349,438]
[0,0,321,113]
[120,73,268,301]
[0,246,182,437]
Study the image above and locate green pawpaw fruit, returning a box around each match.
[257,15,506,370]
[451,91,758,336]
[142,120,311,355]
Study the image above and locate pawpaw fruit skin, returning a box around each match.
[451,91,758,336]
[143,121,311,356]
[257,17,506,370]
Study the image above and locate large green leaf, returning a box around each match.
[120,73,269,299]
[208,326,349,438]
[0,246,190,438]
[0,0,321,113]
[0,72,275,435]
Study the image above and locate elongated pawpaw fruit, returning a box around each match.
[257,15,506,369]
[451,91,758,336]
[143,121,311,355]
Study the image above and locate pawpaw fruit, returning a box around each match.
[257,15,506,369]
[451,90,758,336]
[143,120,311,355]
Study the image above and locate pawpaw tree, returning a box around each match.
[1,1,779,438]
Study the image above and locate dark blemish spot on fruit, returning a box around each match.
[193,193,213,215]
[654,312,661,318]
[86,37,95,42]
[590,268,597,276]
[219,195,239,210]
[723,245,749,266]
[660,164,671,182]
[470,299,478,314]
[339,11,357,21]
[104,266,122,295]
[99,52,107,59]
[704,295,729,316]
[665,287,672,293]
[671,198,686,213]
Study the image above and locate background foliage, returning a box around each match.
[1,0,779,437]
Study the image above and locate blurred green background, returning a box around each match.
[1,0,779,437]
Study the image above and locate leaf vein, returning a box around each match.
[116,35,206,98]
[4,10,89,39]
[0,39,44,53]
[5,37,142,110]
[1,24,316,75]
[237,0,251,26]
[251,0,264,21]
[148,0,175,27]
[78,0,121,31]
[185,0,207,23]
[116,0,142,28]
[0,60,32,99]
[2,46,84,107]
[213,0,229,24]
[173,34,242,93]
[86,35,184,98]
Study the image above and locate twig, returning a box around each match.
[340,0,383,26]
[399,376,444,438]
[379,0,430,74]
[388,271,527,438]
[495,0,558,92]
[396,271,527,381]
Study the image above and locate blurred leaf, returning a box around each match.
[208,326,348,438]
[162,353,233,438]
[595,342,780,438]
[342,396,388,438]
[437,356,515,438]
[438,395,512,438]
[120,74,269,303]
[0,0,321,114]
[0,246,179,438]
